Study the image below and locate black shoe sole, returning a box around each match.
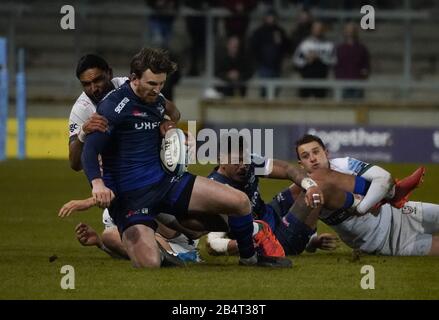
[240,256,293,268]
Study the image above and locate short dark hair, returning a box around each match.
[130,48,177,79]
[76,54,110,79]
[295,134,326,159]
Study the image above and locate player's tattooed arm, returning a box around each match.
[268,159,324,208]
[268,159,310,184]
[69,137,84,171]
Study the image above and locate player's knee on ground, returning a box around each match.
[123,225,161,268]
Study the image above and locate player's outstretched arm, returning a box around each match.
[69,138,84,171]
[75,222,102,247]
[305,233,340,253]
[268,159,324,208]
[58,197,96,218]
[75,223,127,259]
[356,164,393,215]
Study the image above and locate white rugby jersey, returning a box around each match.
[321,157,392,253]
[68,77,128,138]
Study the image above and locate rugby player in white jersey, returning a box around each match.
[295,134,438,256]
[68,54,128,171]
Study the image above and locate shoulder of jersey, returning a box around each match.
[101,81,129,104]
[329,157,349,171]
[71,92,95,112]
[111,77,129,88]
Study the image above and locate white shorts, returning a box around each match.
[102,209,116,229]
[379,201,438,256]
[167,233,199,255]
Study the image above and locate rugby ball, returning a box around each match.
[160,128,188,176]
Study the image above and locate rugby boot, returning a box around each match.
[253,220,285,257]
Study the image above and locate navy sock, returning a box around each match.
[354,176,371,195]
[228,213,255,259]
[342,192,355,209]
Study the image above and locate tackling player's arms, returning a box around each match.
[58,197,96,218]
[69,113,108,171]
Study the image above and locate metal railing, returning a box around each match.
[0,0,436,102]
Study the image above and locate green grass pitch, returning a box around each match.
[0,159,438,299]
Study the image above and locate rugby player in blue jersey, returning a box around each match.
[66,53,196,264]
[81,48,324,268]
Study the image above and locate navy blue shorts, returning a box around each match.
[274,214,315,256]
[264,188,315,256]
[259,188,294,231]
[109,172,196,235]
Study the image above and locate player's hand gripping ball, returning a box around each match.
[160,128,188,176]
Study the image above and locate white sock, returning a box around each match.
[386,185,396,199]
[252,221,261,237]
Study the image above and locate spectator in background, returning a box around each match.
[215,35,254,97]
[334,22,370,100]
[293,21,335,98]
[145,0,178,48]
[250,8,289,98]
[183,0,209,76]
[222,0,258,40]
[289,8,313,55]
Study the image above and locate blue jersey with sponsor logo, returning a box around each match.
[82,81,167,193]
[208,154,267,219]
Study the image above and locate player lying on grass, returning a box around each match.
[206,134,421,257]
[69,218,204,263]
[80,48,329,268]
[294,134,438,256]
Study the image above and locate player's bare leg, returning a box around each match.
[178,213,228,233]
[188,176,251,216]
[122,224,161,268]
[188,176,291,267]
